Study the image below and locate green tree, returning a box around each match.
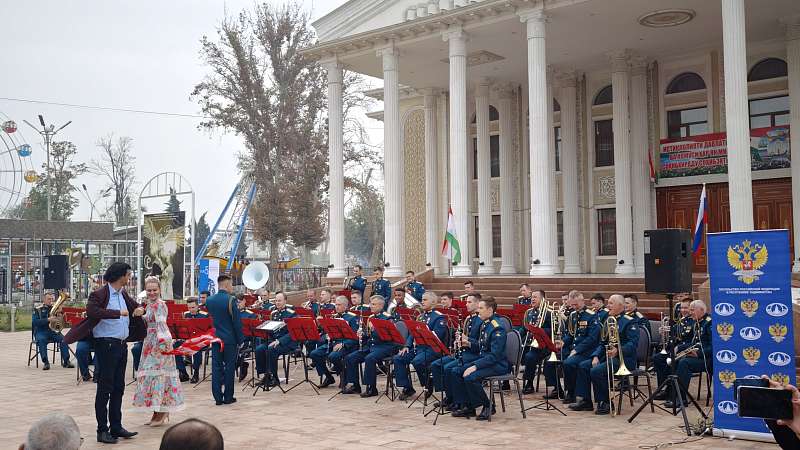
[194,212,211,259]
[11,141,86,220]
[165,187,181,214]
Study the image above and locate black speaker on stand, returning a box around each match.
[643,228,693,294]
[43,255,69,290]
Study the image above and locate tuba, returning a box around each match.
[49,291,70,333]
[242,261,270,291]
[387,292,421,315]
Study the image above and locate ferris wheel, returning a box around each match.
[0,112,37,214]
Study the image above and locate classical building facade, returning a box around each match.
[303,0,800,276]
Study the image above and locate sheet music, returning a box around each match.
[257,320,286,332]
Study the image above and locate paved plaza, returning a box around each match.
[1,332,774,450]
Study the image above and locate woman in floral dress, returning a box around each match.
[132,276,184,425]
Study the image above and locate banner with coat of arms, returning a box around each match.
[708,230,795,441]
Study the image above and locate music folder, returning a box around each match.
[257,320,286,332]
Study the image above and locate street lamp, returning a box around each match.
[80,184,111,222]
[24,114,72,221]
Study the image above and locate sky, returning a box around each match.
[0,0,353,224]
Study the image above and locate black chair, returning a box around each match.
[691,363,713,406]
[28,329,60,368]
[484,330,527,422]
[613,327,654,414]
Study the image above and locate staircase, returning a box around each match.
[425,274,708,319]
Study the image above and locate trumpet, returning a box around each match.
[606,316,631,417]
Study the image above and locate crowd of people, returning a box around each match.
[25,262,800,448]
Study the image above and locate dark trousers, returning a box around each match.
[131,341,143,372]
[211,341,237,403]
[522,348,549,381]
[35,330,70,365]
[76,339,96,378]
[94,338,128,433]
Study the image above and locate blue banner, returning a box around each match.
[708,230,795,440]
[198,259,210,293]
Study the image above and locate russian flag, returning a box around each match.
[692,185,708,255]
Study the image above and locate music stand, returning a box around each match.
[402,320,450,419]
[240,318,266,391]
[522,325,566,416]
[369,319,405,403]
[280,317,321,395]
[318,318,359,401]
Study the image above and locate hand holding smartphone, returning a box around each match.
[737,378,794,421]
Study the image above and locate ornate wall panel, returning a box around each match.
[403,109,426,272]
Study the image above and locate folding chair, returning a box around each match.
[485,330,527,422]
[613,327,654,414]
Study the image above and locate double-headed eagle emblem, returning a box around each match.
[727,240,768,284]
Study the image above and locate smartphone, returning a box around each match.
[733,378,769,400]
[737,386,793,420]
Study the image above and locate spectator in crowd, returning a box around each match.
[159,418,224,450]
[19,413,81,450]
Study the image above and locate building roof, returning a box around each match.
[0,219,115,240]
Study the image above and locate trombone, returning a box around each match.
[522,300,548,348]
[605,316,631,417]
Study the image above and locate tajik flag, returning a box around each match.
[691,184,708,255]
[441,206,461,265]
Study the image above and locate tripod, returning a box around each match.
[525,358,566,416]
[628,295,707,436]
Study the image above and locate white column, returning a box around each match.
[379,45,405,276]
[609,50,635,274]
[520,9,557,275]
[443,26,473,276]
[546,68,560,273]
[785,17,800,272]
[497,85,516,274]
[324,60,346,277]
[722,0,754,231]
[423,90,440,272]
[629,56,652,274]
[475,79,495,274]
[558,71,581,273]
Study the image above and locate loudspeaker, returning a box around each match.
[43,255,68,290]
[644,228,693,294]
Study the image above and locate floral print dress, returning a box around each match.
[132,299,185,412]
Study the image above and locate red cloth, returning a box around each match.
[161,332,223,356]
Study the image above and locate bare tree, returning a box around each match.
[91,134,136,226]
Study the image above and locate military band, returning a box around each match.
[520,290,552,394]
[342,296,399,397]
[309,296,360,388]
[255,292,297,387]
[394,292,448,400]
[560,291,601,405]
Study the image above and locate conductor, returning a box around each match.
[205,274,244,405]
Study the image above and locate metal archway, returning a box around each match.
[137,172,196,297]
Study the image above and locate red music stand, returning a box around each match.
[402,320,450,420]
[293,307,314,318]
[523,323,556,352]
[368,318,406,346]
[281,317,321,394]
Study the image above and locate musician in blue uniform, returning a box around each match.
[590,293,609,323]
[370,266,391,307]
[309,295,360,388]
[663,300,712,409]
[517,283,533,306]
[560,291,600,405]
[394,292,448,400]
[349,290,369,313]
[571,295,639,414]
[521,289,552,394]
[176,298,209,383]
[404,271,425,301]
[450,297,510,420]
[235,296,257,381]
[342,296,399,397]
[255,292,297,388]
[623,293,651,336]
[541,292,576,400]
[302,289,320,317]
[32,291,73,370]
[319,288,336,312]
[652,297,693,401]
[349,265,367,298]
[433,293,482,411]
[198,290,210,307]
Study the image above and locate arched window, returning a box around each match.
[593,85,613,106]
[471,106,500,123]
[666,72,706,94]
[748,58,788,82]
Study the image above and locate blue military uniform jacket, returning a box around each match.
[591,314,639,365]
[471,316,509,373]
[461,313,484,356]
[32,305,56,335]
[350,275,366,297]
[406,309,448,351]
[239,309,257,319]
[320,303,336,312]
[205,289,244,346]
[562,307,600,357]
[517,295,532,306]
[406,281,425,301]
[371,278,392,304]
[332,311,360,349]
[305,301,320,318]
[520,304,552,338]
[596,307,610,324]
[676,316,695,346]
[630,310,651,336]
[678,314,712,361]
[183,311,208,319]
[270,307,297,347]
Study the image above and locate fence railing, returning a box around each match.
[264,267,329,293]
